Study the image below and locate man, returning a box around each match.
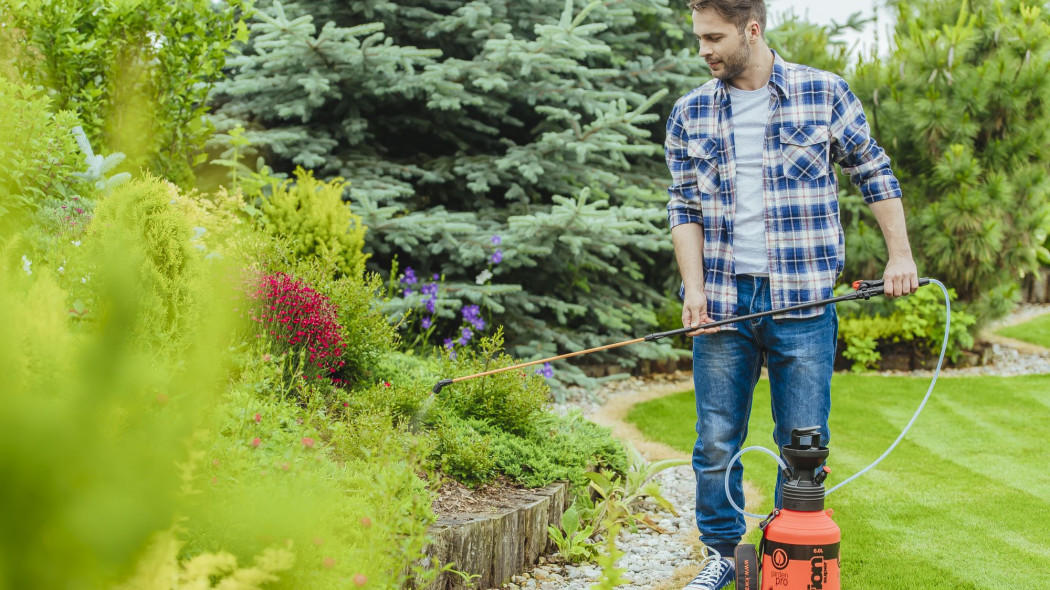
[664,1,918,588]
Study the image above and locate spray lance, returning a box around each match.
[432,277,931,397]
[430,277,953,590]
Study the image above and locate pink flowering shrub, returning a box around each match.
[252,272,346,382]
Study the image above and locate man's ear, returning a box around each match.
[748,20,761,42]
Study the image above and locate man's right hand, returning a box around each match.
[682,289,719,336]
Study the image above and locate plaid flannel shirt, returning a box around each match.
[665,51,901,322]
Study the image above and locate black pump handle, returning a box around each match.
[791,426,822,449]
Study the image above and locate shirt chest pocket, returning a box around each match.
[687,137,721,196]
[780,125,830,181]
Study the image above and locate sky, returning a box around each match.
[767,0,896,57]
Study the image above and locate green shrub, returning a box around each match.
[429,415,497,487]
[483,411,628,489]
[435,330,550,435]
[86,176,203,351]
[0,77,83,230]
[837,285,976,371]
[423,409,627,490]
[270,251,400,386]
[179,356,435,589]
[4,0,247,185]
[260,168,369,279]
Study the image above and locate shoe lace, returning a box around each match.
[692,547,727,585]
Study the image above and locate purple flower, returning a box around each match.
[535,362,554,379]
[402,267,418,285]
[432,274,440,281]
[461,304,485,330]
[458,327,473,346]
[444,338,454,349]
[425,297,436,313]
[421,316,432,329]
[490,249,503,265]
[491,235,502,246]
[421,282,439,297]
[402,287,413,297]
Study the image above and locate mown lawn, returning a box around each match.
[626,373,1050,590]
[997,312,1050,349]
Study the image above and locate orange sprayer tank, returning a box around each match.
[758,426,839,590]
[760,508,840,590]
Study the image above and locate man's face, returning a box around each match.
[692,9,752,82]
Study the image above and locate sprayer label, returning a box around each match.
[764,540,840,565]
[762,541,840,590]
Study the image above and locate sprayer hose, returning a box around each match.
[724,279,951,519]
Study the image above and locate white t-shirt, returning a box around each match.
[728,85,771,276]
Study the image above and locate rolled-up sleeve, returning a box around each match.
[829,77,902,204]
[666,101,705,229]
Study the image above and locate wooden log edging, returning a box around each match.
[417,481,569,590]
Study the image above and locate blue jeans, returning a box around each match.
[690,275,837,557]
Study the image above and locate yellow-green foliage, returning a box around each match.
[117,529,295,590]
[178,360,436,589]
[171,184,252,257]
[87,175,203,351]
[0,236,234,588]
[0,76,83,229]
[261,167,368,278]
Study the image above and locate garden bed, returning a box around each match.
[419,481,569,590]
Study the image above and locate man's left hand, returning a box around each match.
[882,257,919,298]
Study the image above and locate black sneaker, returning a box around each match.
[682,547,735,590]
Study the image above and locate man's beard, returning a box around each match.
[713,36,752,82]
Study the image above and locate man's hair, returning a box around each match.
[687,0,766,35]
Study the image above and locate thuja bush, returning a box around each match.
[0,207,238,588]
[260,167,369,279]
[86,175,204,351]
[251,272,347,384]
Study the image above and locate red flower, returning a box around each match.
[251,437,261,448]
[360,516,372,528]
[383,381,391,387]
[250,272,347,382]
[323,557,336,569]
[353,573,368,586]
[301,437,315,448]
[254,413,262,423]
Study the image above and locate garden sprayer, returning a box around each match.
[432,277,954,590]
